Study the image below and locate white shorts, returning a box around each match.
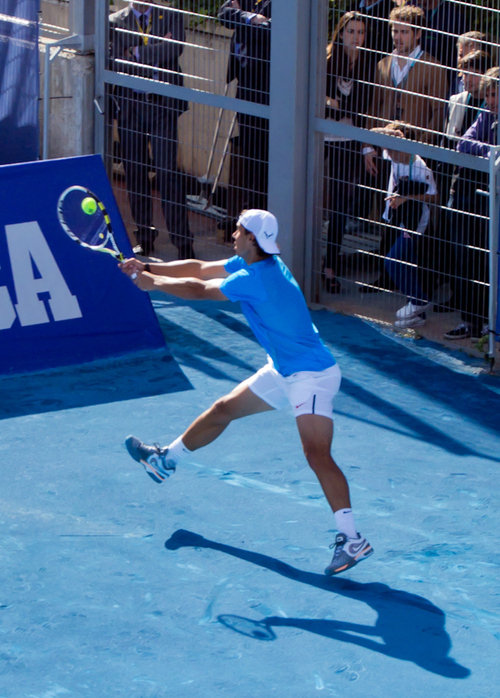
[245,359,342,419]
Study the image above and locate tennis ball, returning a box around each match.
[81,196,97,215]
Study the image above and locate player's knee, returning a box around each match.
[210,396,237,424]
[302,443,332,473]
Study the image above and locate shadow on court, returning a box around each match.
[339,378,500,463]
[312,311,500,438]
[165,529,470,680]
[0,349,192,419]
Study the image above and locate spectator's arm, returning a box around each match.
[218,2,260,29]
[457,113,491,157]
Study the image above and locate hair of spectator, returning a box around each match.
[480,67,500,94]
[389,5,426,30]
[326,12,368,77]
[458,50,493,75]
[326,11,366,62]
[456,31,488,50]
[387,121,418,141]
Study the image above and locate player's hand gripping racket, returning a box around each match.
[57,186,137,279]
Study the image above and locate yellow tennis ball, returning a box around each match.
[81,196,97,215]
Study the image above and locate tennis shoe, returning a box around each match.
[396,300,432,320]
[394,313,426,329]
[125,435,176,484]
[325,533,373,576]
[443,322,471,340]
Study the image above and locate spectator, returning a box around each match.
[109,1,194,258]
[433,50,493,314]
[439,50,492,201]
[361,4,448,292]
[323,11,377,292]
[372,123,438,328]
[443,51,493,148]
[407,0,467,74]
[218,0,272,232]
[364,5,448,147]
[444,67,499,340]
[450,31,490,96]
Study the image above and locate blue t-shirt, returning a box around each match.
[219,256,335,377]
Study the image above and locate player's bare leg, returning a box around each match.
[182,382,274,451]
[295,413,351,512]
[295,413,373,575]
[125,382,272,483]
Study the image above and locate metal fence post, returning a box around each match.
[94,0,106,160]
[267,0,312,286]
[488,146,500,364]
[304,0,328,302]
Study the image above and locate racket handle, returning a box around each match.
[131,272,138,280]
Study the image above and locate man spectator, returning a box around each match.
[450,31,490,96]
[365,5,448,151]
[440,50,493,192]
[218,0,272,233]
[434,50,493,308]
[444,67,499,340]
[109,1,194,258]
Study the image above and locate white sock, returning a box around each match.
[166,436,192,466]
[334,508,357,540]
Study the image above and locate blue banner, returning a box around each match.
[0,0,39,164]
[0,154,165,375]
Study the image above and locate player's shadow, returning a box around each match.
[165,529,470,679]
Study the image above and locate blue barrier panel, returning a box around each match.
[0,154,165,375]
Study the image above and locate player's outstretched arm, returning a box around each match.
[120,258,230,280]
[121,264,228,301]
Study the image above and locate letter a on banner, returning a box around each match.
[0,267,17,330]
[6,221,82,326]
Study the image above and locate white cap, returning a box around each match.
[237,209,280,255]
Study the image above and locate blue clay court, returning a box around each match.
[1,298,499,697]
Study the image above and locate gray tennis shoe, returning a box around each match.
[125,435,176,484]
[325,532,373,576]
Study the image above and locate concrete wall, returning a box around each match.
[41,0,69,30]
[178,22,236,185]
[39,42,95,159]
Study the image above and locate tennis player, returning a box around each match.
[120,209,373,576]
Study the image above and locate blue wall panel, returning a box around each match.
[0,155,165,375]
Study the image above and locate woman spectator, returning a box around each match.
[323,11,377,292]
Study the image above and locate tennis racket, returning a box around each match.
[57,186,137,278]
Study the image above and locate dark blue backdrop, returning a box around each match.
[0,0,39,164]
[0,155,165,375]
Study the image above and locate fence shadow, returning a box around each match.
[0,349,192,419]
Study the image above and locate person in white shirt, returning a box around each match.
[371,123,438,329]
